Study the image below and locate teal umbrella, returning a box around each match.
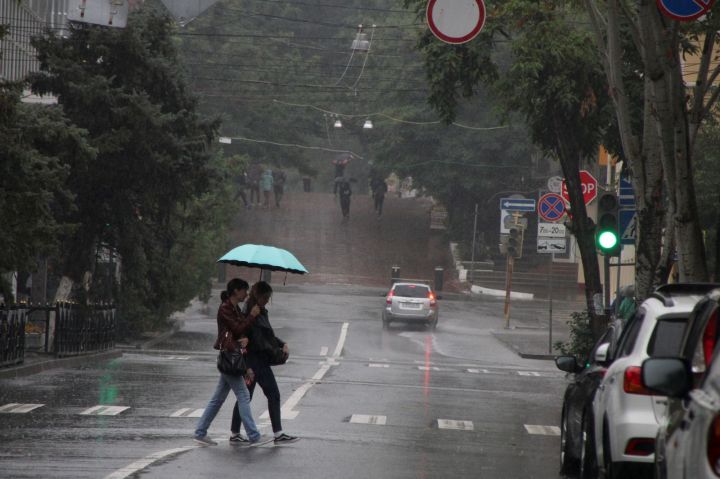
[217,244,308,275]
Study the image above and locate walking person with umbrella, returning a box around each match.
[193,278,271,446]
[229,281,299,445]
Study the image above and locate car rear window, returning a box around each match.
[648,317,689,357]
[394,285,430,298]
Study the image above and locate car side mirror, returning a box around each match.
[555,355,583,374]
[642,358,693,398]
[594,343,610,364]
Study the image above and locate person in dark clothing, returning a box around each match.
[233,170,249,208]
[248,163,262,205]
[273,169,286,207]
[370,176,388,217]
[337,179,352,220]
[230,281,299,445]
[193,278,268,446]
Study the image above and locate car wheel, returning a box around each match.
[560,406,579,476]
[603,425,624,479]
[579,411,597,479]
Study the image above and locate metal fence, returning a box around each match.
[0,302,116,366]
[0,305,28,367]
[54,303,116,358]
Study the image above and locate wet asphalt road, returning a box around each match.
[0,284,567,478]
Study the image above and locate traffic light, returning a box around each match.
[507,226,524,259]
[596,192,620,256]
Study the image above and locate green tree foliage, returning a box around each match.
[28,7,228,333]
[0,26,91,301]
[404,0,615,336]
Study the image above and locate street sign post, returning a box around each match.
[499,198,536,212]
[426,0,486,44]
[561,170,598,206]
[537,193,566,222]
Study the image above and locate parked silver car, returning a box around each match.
[382,282,438,330]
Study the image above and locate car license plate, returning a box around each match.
[401,302,422,310]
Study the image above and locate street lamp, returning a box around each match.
[334,117,343,128]
[351,24,371,52]
[363,119,373,129]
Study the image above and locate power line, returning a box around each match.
[220,135,364,158]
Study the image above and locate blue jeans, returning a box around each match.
[194,373,260,441]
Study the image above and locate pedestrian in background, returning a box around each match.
[230,281,299,445]
[233,169,249,209]
[248,163,262,206]
[337,178,352,221]
[370,175,388,217]
[261,168,274,208]
[273,169,286,207]
[193,278,270,447]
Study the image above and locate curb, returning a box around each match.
[518,352,557,361]
[118,320,185,351]
[0,349,123,380]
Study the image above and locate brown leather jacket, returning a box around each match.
[213,300,256,352]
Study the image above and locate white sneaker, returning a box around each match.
[193,436,218,446]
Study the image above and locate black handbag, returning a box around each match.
[268,347,288,366]
[216,332,247,376]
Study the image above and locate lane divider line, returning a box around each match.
[524,424,560,436]
[104,446,198,479]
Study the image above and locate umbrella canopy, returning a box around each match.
[217,244,308,275]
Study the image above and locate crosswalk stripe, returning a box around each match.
[349,414,387,425]
[368,363,390,368]
[0,403,43,413]
[524,425,561,436]
[437,419,474,431]
[518,371,541,377]
[80,405,130,416]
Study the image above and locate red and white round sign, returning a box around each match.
[426,0,486,45]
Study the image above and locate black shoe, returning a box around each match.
[274,433,300,445]
[229,433,250,444]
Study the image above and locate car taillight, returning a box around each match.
[386,291,394,305]
[704,312,718,367]
[708,414,720,475]
[624,366,654,395]
[624,437,654,456]
[428,292,436,306]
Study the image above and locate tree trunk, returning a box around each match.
[554,116,605,340]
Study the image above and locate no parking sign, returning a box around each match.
[537,193,566,222]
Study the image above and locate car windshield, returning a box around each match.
[648,316,689,357]
[394,285,429,298]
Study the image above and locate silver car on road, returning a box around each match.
[382,282,438,330]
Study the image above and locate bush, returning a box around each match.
[554,309,595,363]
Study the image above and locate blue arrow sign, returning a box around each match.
[619,209,637,245]
[500,198,536,212]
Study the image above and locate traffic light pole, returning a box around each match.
[604,254,611,316]
[504,253,514,329]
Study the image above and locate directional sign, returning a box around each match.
[619,177,635,208]
[426,0,486,44]
[537,238,567,254]
[538,222,566,238]
[657,0,715,21]
[620,209,637,245]
[537,193,566,222]
[500,198,536,212]
[561,170,598,206]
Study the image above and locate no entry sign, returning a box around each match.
[426,0,486,44]
[561,170,598,206]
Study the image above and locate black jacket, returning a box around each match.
[246,309,286,365]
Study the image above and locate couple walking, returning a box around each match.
[193,279,298,446]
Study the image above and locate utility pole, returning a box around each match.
[503,212,524,329]
[470,203,478,284]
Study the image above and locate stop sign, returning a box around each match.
[561,170,598,205]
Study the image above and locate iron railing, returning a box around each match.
[54,303,116,358]
[0,305,27,367]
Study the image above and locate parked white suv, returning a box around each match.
[592,284,710,478]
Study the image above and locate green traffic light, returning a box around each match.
[598,230,619,250]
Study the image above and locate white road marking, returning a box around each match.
[170,408,204,418]
[162,356,190,360]
[369,363,390,368]
[319,346,328,356]
[280,322,349,418]
[104,446,198,479]
[417,366,441,371]
[414,360,435,365]
[518,371,541,377]
[0,403,44,413]
[467,368,491,374]
[524,425,561,436]
[350,414,387,425]
[80,405,130,416]
[260,409,299,420]
[437,419,474,431]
